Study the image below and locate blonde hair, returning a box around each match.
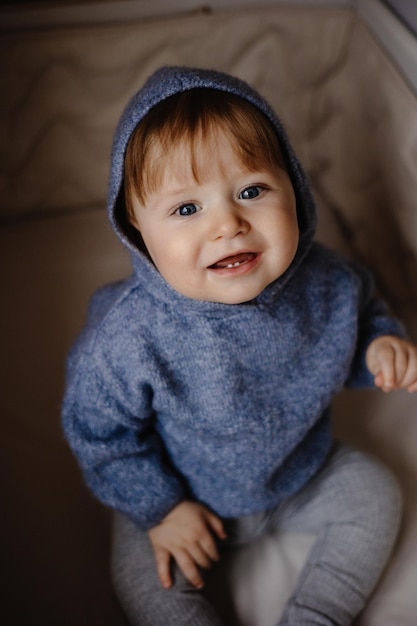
[124,88,286,217]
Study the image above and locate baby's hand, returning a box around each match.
[366,335,417,393]
[148,500,226,590]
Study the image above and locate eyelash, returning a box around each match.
[174,203,201,217]
[173,184,268,217]
[239,185,266,200]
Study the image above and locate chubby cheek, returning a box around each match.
[147,235,199,286]
[283,227,299,265]
[275,214,299,261]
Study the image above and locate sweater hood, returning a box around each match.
[108,66,316,305]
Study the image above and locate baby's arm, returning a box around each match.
[366,335,417,392]
[148,500,226,589]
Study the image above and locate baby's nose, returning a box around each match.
[210,204,250,239]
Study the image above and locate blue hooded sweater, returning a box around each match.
[62,66,403,530]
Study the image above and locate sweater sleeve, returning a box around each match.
[346,261,406,388]
[61,324,187,530]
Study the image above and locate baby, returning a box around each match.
[62,66,417,625]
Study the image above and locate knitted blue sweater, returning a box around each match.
[62,67,402,529]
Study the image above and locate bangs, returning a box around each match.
[124,89,285,212]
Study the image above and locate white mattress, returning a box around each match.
[1,2,416,624]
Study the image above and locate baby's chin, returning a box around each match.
[175,280,277,305]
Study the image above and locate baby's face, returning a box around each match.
[129,133,299,304]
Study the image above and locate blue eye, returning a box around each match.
[176,203,200,216]
[240,185,264,200]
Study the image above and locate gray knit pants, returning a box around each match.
[111,445,402,626]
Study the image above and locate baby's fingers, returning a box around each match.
[153,545,173,589]
[193,531,220,567]
[387,342,417,391]
[205,510,227,542]
[407,380,417,393]
[374,343,399,391]
[401,345,417,392]
[368,337,417,392]
[174,548,205,589]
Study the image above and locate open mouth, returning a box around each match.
[208,252,258,270]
